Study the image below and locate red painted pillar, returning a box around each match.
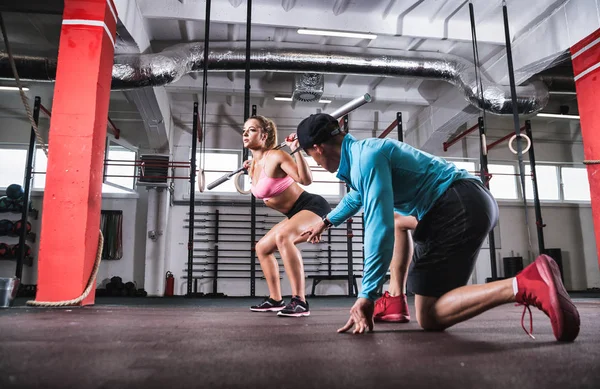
[35,0,117,305]
[571,28,600,271]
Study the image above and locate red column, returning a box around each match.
[35,0,117,305]
[571,28,600,271]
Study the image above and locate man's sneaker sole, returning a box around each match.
[249,306,285,312]
[276,311,310,317]
[374,314,410,323]
[536,254,580,341]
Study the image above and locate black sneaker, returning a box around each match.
[277,296,310,317]
[250,297,286,312]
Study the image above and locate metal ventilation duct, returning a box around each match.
[0,44,549,115]
[293,73,324,102]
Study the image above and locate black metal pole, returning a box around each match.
[478,116,498,280]
[397,112,403,142]
[213,209,219,295]
[250,104,257,297]
[187,102,199,296]
[16,96,40,279]
[242,0,252,162]
[327,228,332,277]
[525,120,545,253]
[502,2,527,205]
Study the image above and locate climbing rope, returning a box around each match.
[26,232,104,307]
[1,12,105,307]
[583,160,600,165]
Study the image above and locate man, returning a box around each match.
[297,113,580,340]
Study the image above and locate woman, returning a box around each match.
[242,115,331,317]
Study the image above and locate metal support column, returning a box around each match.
[478,116,498,281]
[16,96,40,279]
[250,104,257,296]
[186,102,199,296]
[525,120,546,254]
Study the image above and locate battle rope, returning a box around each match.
[1,12,105,307]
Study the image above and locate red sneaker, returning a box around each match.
[373,292,410,323]
[515,254,580,341]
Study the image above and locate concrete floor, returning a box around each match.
[0,296,599,389]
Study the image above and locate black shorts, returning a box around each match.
[284,191,331,219]
[407,179,499,298]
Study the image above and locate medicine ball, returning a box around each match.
[11,243,32,258]
[0,243,9,257]
[0,219,13,236]
[0,196,12,213]
[6,184,24,200]
[12,220,32,236]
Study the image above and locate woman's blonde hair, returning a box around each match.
[246,115,278,178]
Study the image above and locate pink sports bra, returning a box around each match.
[251,168,294,201]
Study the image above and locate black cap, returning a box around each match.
[297,113,342,150]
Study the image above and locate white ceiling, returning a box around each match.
[0,0,586,151]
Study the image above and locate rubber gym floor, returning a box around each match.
[0,294,599,389]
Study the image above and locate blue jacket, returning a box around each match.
[326,134,476,300]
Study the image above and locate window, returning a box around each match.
[198,151,241,193]
[299,156,341,196]
[0,149,27,188]
[104,145,136,190]
[524,164,559,201]
[33,148,48,189]
[488,164,518,199]
[7,144,137,194]
[562,167,591,201]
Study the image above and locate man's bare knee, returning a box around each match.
[417,314,446,332]
[415,295,446,331]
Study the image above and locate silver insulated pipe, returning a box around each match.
[1,44,549,114]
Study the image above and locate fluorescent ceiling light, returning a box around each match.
[318,99,332,104]
[536,113,580,120]
[0,86,29,91]
[274,96,293,101]
[297,29,377,40]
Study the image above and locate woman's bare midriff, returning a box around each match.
[263,183,305,215]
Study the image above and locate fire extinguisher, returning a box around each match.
[165,271,174,297]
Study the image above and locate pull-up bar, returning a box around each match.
[40,103,121,139]
[443,123,479,152]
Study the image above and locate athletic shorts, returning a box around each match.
[407,179,499,298]
[284,191,331,219]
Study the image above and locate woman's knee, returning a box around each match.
[255,237,275,257]
[274,229,293,248]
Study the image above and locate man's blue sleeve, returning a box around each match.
[327,190,362,227]
[356,150,395,301]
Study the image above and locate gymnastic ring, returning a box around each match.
[197,168,205,192]
[508,134,531,155]
[234,171,251,195]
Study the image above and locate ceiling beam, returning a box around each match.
[138,0,507,44]
[228,0,243,8]
[281,0,296,12]
[227,23,239,41]
[333,0,350,16]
